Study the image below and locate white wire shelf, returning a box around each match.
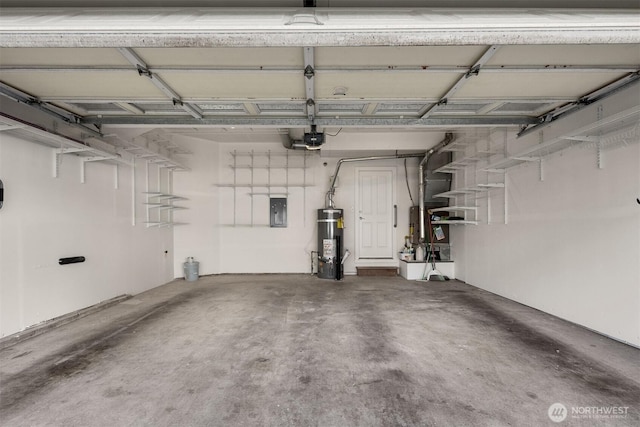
[432,220,478,225]
[230,165,307,170]
[144,221,188,227]
[0,113,130,165]
[216,184,313,188]
[429,206,478,213]
[122,145,189,171]
[143,192,188,200]
[434,158,481,174]
[144,204,187,210]
[434,188,485,198]
[485,104,640,172]
[247,192,290,196]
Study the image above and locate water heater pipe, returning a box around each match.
[326,152,426,208]
[419,132,454,241]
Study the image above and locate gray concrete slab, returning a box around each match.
[1,275,638,426]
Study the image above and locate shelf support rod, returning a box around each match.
[81,159,86,184]
[53,151,61,178]
[251,149,254,226]
[597,104,604,169]
[131,157,136,226]
[145,160,150,227]
[504,171,508,225]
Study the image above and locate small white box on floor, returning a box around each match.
[399,260,455,280]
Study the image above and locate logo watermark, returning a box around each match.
[548,403,567,423]
[548,403,629,422]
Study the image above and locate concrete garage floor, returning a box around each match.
[1,275,638,426]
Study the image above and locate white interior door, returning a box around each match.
[357,168,394,259]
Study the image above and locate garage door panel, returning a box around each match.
[0,48,131,66]
[454,72,629,99]
[487,44,640,66]
[317,73,460,99]
[136,47,304,67]
[0,72,165,98]
[159,72,304,98]
[316,46,486,67]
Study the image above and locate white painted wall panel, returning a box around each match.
[172,135,221,277]
[0,134,174,337]
[172,133,442,275]
[215,142,322,274]
[452,84,640,347]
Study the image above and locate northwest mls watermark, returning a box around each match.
[548,403,630,423]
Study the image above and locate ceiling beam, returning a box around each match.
[117,48,203,120]
[81,115,537,128]
[39,96,576,104]
[1,8,638,47]
[2,65,637,74]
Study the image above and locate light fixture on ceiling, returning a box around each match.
[333,86,348,96]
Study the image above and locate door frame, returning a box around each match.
[354,166,397,264]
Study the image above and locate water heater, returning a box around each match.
[317,208,343,280]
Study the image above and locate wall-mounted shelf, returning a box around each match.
[434,158,480,174]
[432,220,479,225]
[143,192,188,228]
[230,165,307,170]
[434,188,484,198]
[430,206,478,213]
[429,206,479,225]
[484,104,640,172]
[144,204,187,211]
[143,192,187,200]
[0,113,133,184]
[216,184,313,189]
[435,145,503,174]
[432,129,509,225]
[218,149,315,227]
[144,221,188,228]
[122,146,189,172]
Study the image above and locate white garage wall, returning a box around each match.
[172,133,444,275]
[452,84,640,347]
[172,135,221,276]
[216,142,323,274]
[0,134,174,338]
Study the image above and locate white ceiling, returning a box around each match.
[0,4,638,145]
